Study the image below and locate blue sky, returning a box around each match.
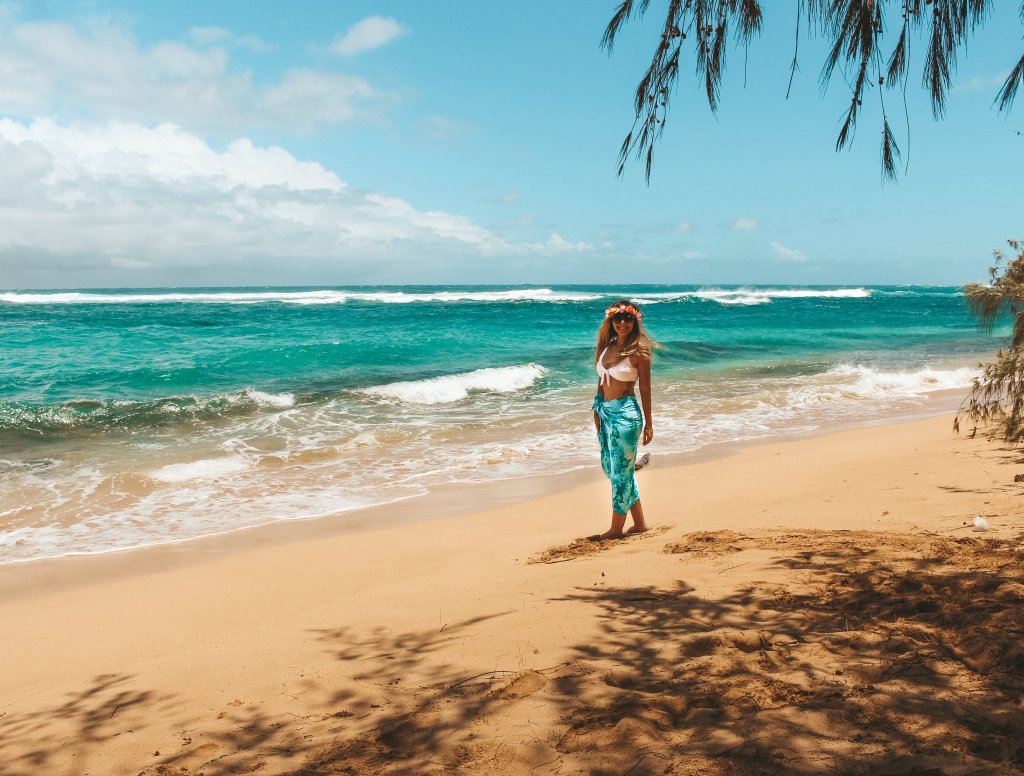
[0,0,1020,288]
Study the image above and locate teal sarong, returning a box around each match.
[593,394,642,514]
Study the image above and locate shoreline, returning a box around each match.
[1,410,1021,774]
[0,387,969,593]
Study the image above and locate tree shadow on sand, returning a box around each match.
[126,611,552,776]
[293,611,563,774]
[0,673,174,776]
[9,530,1024,775]
[544,530,1024,775]
[276,530,1024,775]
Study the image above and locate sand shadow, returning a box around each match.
[537,529,1024,774]
[0,673,173,776]
[10,530,1023,775]
[233,530,1024,774]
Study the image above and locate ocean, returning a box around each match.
[0,285,997,564]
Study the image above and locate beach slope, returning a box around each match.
[1,415,1022,775]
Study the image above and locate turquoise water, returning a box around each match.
[0,285,998,562]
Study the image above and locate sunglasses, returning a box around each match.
[611,313,636,323]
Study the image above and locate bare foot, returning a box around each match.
[587,531,626,541]
[625,524,649,535]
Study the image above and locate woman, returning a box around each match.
[591,300,658,540]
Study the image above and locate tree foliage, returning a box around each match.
[955,240,1024,442]
[603,0,1024,181]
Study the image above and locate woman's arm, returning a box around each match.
[593,380,603,430]
[637,356,654,445]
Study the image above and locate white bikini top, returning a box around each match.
[596,346,639,385]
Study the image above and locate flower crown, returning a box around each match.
[605,303,642,320]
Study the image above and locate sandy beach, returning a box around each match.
[2,413,1022,775]
[3,2,1021,774]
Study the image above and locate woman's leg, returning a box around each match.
[597,398,641,538]
[626,499,649,534]
[599,511,628,540]
[596,417,628,538]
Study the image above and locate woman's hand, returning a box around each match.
[642,425,654,445]
[593,410,601,431]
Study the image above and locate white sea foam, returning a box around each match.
[120,389,296,418]
[777,364,977,410]
[875,289,963,297]
[150,455,250,483]
[338,431,380,449]
[0,288,599,305]
[331,289,599,304]
[1,346,984,565]
[695,291,772,306]
[0,290,326,304]
[359,363,548,405]
[243,389,295,408]
[633,288,872,306]
[828,364,978,398]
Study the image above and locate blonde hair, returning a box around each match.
[594,299,662,363]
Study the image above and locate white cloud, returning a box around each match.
[681,250,705,259]
[187,26,232,46]
[956,71,1011,93]
[496,213,538,229]
[650,220,694,236]
[421,115,473,141]
[187,26,271,53]
[258,69,380,128]
[0,17,393,132]
[531,233,592,252]
[770,241,808,262]
[0,119,513,284]
[482,190,522,205]
[733,217,757,231]
[331,16,407,57]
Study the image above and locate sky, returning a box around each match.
[0,0,1020,289]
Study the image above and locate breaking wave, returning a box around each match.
[358,364,549,405]
[0,288,600,305]
[632,288,873,306]
[0,388,296,435]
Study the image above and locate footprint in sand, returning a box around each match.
[529,525,668,564]
[663,530,750,558]
[495,670,547,700]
